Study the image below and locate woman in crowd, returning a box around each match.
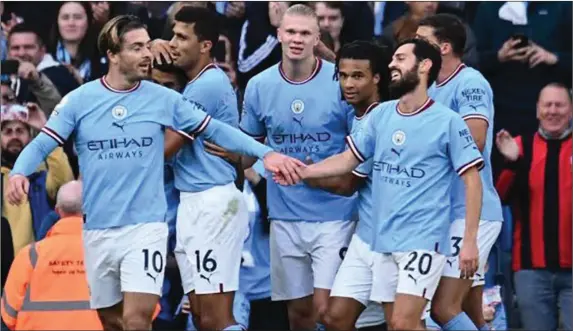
[49,1,106,83]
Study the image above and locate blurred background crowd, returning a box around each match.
[1,1,571,330]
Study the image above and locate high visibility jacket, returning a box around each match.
[1,216,101,330]
[1,216,161,330]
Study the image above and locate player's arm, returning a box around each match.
[456,79,492,152]
[305,172,366,196]
[449,116,484,275]
[238,81,267,169]
[164,128,186,159]
[8,93,78,205]
[301,126,375,180]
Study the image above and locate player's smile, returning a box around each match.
[289,45,304,55]
[390,69,402,81]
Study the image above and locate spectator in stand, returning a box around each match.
[495,83,572,331]
[473,1,572,176]
[314,2,345,53]
[49,1,107,83]
[7,23,79,104]
[380,1,478,67]
[1,87,74,254]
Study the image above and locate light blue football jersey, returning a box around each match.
[348,99,484,254]
[175,64,239,192]
[11,78,273,230]
[428,64,503,222]
[240,59,357,222]
[350,103,380,245]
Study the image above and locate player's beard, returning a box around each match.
[389,64,420,99]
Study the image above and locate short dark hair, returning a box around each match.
[151,59,188,90]
[97,15,147,54]
[7,23,44,46]
[174,6,220,54]
[335,40,392,101]
[320,2,345,16]
[395,38,442,88]
[418,13,466,58]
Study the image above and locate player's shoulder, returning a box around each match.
[141,80,181,98]
[249,62,281,86]
[196,67,233,88]
[429,99,459,118]
[457,66,490,88]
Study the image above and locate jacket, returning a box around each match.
[1,147,74,254]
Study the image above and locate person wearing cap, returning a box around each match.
[1,85,74,254]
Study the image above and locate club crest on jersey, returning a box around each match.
[111,106,127,120]
[291,99,305,114]
[392,130,406,146]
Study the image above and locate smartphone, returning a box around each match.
[213,40,227,63]
[511,33,529,49]
[1,59,20,75]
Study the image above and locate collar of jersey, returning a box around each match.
[187,62,217,85]
[100,76,141,93]
[435,63,466,88]
[396,98,434,116]
[355,102,380,120]
[278,57,322,85]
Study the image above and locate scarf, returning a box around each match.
[56,40,91,81]
[538,125,572,140]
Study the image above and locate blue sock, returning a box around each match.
[478,323,491,331]
[442,312,478,331]
[315,322,326,331]
[222,324,245,331]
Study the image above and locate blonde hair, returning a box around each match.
[97,15,146,54]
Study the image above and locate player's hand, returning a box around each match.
[26,102,47,130]
[204,141,241,163]
[150,39,173,65]
[244,167,262,185]
[18,61,40,82]
[495,129,519,162]
[6,174,30,205]
[459,240,479,279]
[527,42,558,68]
[263,151,306,185]
[273,158,310,185]
[497,38,533,63]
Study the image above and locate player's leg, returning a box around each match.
[433,219,502,330]
[189,184,250,330]
[83,228,124,330]
[463,286,487,330]
[323,234,372,330]
[120,222,168,330]
[174,197,201,326]
[463,221,502,331]
[310,220,356,326]
[393,250,447,330]
[431,219,479,330]
[370,252,399,330]
[270,220,315,329]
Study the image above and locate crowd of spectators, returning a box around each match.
[1,1,571,330]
